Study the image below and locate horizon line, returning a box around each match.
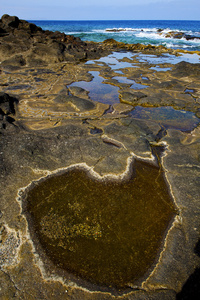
[28,19,200,22]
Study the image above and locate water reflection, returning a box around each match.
[69,71,119,104]
[136,52,200,64]
[150,66,172,72]
[112,76,149,89]
[129,106,200,132]
[86,51,138,70]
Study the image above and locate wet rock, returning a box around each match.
[106,28,126,32]
[163,30,200,41]
[165,31,185,39]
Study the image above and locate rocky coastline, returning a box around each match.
[1,14,200,300]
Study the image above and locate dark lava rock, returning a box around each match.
[0,92,18,115]
[176,240,200,300]
[165,31,184,39]
[164,30,200,41]
[0,92,18,132]
[184,34,200,41]
[1,14,20,28]
[0,14,106,67]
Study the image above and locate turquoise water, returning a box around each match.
[31,20,200,51]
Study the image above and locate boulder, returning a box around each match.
[0,92,18,115]
[1,14,19,28]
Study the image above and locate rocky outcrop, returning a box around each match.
[0,14,182,70]
[0,14,106,68]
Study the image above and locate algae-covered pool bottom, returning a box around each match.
[24,159,176,289]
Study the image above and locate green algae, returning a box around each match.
[24,159,176,289]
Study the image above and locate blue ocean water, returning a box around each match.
[31,20,200,51]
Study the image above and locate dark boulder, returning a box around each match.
[184,34,200,41]
[18,20,42,33]
[1,14,20,28]
[0,92,18,115]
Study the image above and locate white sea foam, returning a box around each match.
[180,37,200,44]
[64,31,83,35]
[63,24,200,51]
[104,27,159,33]
[92,29,109,33]
[105,27,137,32]
[135,31,165,40]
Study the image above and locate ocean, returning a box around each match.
[31,20,200,51]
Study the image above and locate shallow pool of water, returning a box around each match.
[69,71,120,104]
[112,76,149,89]
[86,51,138,70]
[129,106,200,132]
[150,66,172,72]
[136,52,200,64]
[69,71,149,105]
[24,160,176,289]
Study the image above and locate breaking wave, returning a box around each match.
[32,20,200,51]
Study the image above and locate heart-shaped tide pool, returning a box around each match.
[23,159,176,289]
